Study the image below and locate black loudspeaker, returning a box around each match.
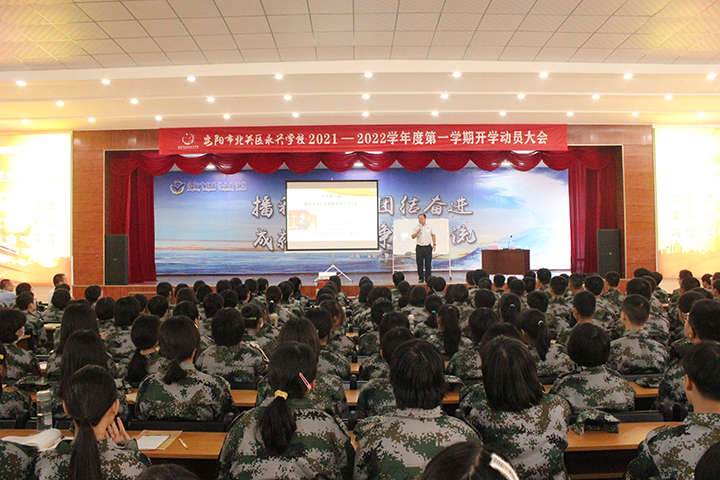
[597,229,621,277]
[105,234,128,285]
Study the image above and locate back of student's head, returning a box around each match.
[134,294,148,312]
[481,336,543,412]
[569,273,584,291]
[0,309,26,343]
[278,317,321,360]
[689,300,720,342]
[14,282,31,296]
[220,290,239,309]
[526,290,548,313]
[430,276,447,294]
[156,282,173,299]
[59,329,107,398]
[211,308,245,347]
[127,315,161,384]
[52,288,72,310]
[202,292,224,319]
[159,316,200,385]
[493,274,505,289]
[265,286,282,313]
[625,278,652,300]
[424,294,444,329]
[451,284,469,304]
[138,464,201,480]
[684,341,720,402]
[304,307,333,340]
[408,285,428,307]
[358,283,374,304]
[573,291,596,318]
[58,303,99,354]
[94,297,115,321]
[508,279,525,297]
[175,288,196,305]
[147,295,169,318]
[518,309,550,361]
[392,271,405,287]
[584,275,605,296]
[522,277,536,294]
[214,279,230,294]
[370,297,394,326]
[678,291,706,316]
[468,308,500,345]
[633,267,652,278]
[536,268,551,285]
[696,441,720,480]
[421,442,518,480]
[379,311,410,340]
[381,327,414,365]
[480,323,522,350]
[549,275,568,296]
[258,341,317,455]
[196,284,213,304]
[84,285,102,303]
[642,275,657,292]
[498,293,522,327]
[174,283,189,296]
[477,278,493,291]
[15,291,34,311]
[622,294,650,326]
[437,304,462,357]
[474,289,496,309]
[391,339,447,409]
[173,301,199,322]
[605,271,620,288]
[240,302,262,329]
[567,323,609,367]
[114,296,141,329]
[63,365,118,480]
[681,276,701,292]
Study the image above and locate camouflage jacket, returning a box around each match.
[645,313,671,346]
[0,440,36,480]
[545,314,573,340]
[358,331,380,356]
[548,365,636,413]
[135,361,238,421]
[118,350,168,382]
[453,302,475,321]
[98,317,116,336]
[326,330,356,359]
[401,305,428,327]
[601,288,625,314]
[358,353,389,381]
[607,329,668,375]
[354,406,480,480]
[256,370,349,418]
[356,377,396,419]
[413,322,438,341]
[195,342,268,385]
[3,343,40,381]
[23,311,47,352]
[625,413,720,480]
[217,398,354,480]
[656,357,688,409]
[446,344,482,380]
[49,383,130,422]
[40,306,63,324]
[35,438,150,480]
[242,329,277,357]
[557,320,622,346]
[529,343,577,379]
[547,297,572,322]
[0,387,32,420]
[46,350,118,382]
[104,328,135,362]
[460,384,571,480]
[426,332,473,358]
[319,348,351,380]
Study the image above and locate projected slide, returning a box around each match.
[286,180,379,251]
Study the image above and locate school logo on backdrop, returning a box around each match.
[181,133,194,145]
[170,180,185,195]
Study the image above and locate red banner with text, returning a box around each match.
[159,124,567,154]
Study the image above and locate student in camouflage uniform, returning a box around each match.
[358,298,395,356]
[105,296,142,363]
[121,314,167,384]
[626,342,720,479]
[173,300,215,356]
[135,316,237,421]
[95,297,116,335]
[413,295,443,340]
[359,312,411,381]
[519,309,576,379]
[306,307,351,380]
[0,440,36,480]
[402,285,429,326]
[356,287,394,335]
[607,295,668,375]
[41,288,70,324]
[446,308,501,380]
[585,275,624,340]
[624,278,671,345]
[357,327,414,418]
[422,442,521,480]
[240,302,277,356]
[218,342,354,480]
[16,291,46,353]
[354,339,480,480]
[427,304,473,359]
[601,271,624,315]
[195,308,267,386]
[0,309,40,381]
[0,344,32,420]
[549,323,635,413]
[556,291,595,346]
[546,276,573,338]
[446,284,475,321]
[319,299,356,358]
[460,336,571,480]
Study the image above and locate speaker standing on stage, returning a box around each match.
[411,214,436,284]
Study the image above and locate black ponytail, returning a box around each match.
[438,304,462,357]
[519,309,550,361]
[266,286,282,314]
[257,342,317,456]
[499,293,522,328]
[159,316,200,385]
[424,295,443,328]
[127,315,161,384]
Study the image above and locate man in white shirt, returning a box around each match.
[0,279,15,306]
[47,273,68,304]
[410,214,436,284]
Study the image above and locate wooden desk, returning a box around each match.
[481,249,530,274]
[351,363,360,375]
[566,422,676,452]
[543,383,658,400]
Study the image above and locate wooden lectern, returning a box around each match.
[481,249,530,274]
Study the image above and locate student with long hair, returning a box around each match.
[105,296,142,363]
[135,316,237,421]
[518,309,575,379]
[0,308,40,381]
[446,308,501,380]
[124,315,167,384]
[0,343,31,421]
[35,365,150,480]
[414,294,444,340]
[422,442,520,480]
[460,336,571,479]
[498,293,522,328]
[427,304,472,358]
[218,342,354,480]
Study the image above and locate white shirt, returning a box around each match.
[413,223,434,246]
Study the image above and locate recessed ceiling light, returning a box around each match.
[275,74,284,79]
[364,72,373,78]
[567,112,574,117]
[698,112,705,117]
[101,79,110,85]
[130,98,138,104]
[22,119,30,124]
[708,74,717,79]
[592,94,600,100]
[500,111,507,116]
[292,112,299,118]
[284,94,292,100]
[665,95,673,100]
[632,112,639,117]
[207,97,215,103]
[517,94,525,99]
[539,72,548,78]
[362,94,370,100]
[441,93,449,99]
[452,72,462,78]
[431,111,439,116]
[155,115,163,121]
[55,101,64,107]
[187,76,196,82]
[88,117,95,123]
[624,73,633,79]
[223,114,230,119]
[16,81,26,87]
[362,111,370,117]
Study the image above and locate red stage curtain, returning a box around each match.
[109,146,619,282]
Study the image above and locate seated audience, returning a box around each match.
[0,309,40,381]
[359,311,410,381]
[427,304,472,359]
[305,307,351,380]
[421,441,520,480]
[124,315,167,384]
[0,343,31,421]
[518,308,575,379]
[42,287,71,324]
[105,296,142,363]
[446,308,500,380]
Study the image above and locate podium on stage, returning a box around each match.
[481,249,530,275]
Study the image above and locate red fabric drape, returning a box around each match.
[109,146,619,282]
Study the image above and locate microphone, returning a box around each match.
[506,235,513,249]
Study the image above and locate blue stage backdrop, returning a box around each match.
[154,165,570,275]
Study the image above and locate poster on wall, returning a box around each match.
[154,165,570,276]
[656,128,720,278]
[0,134,72,285]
